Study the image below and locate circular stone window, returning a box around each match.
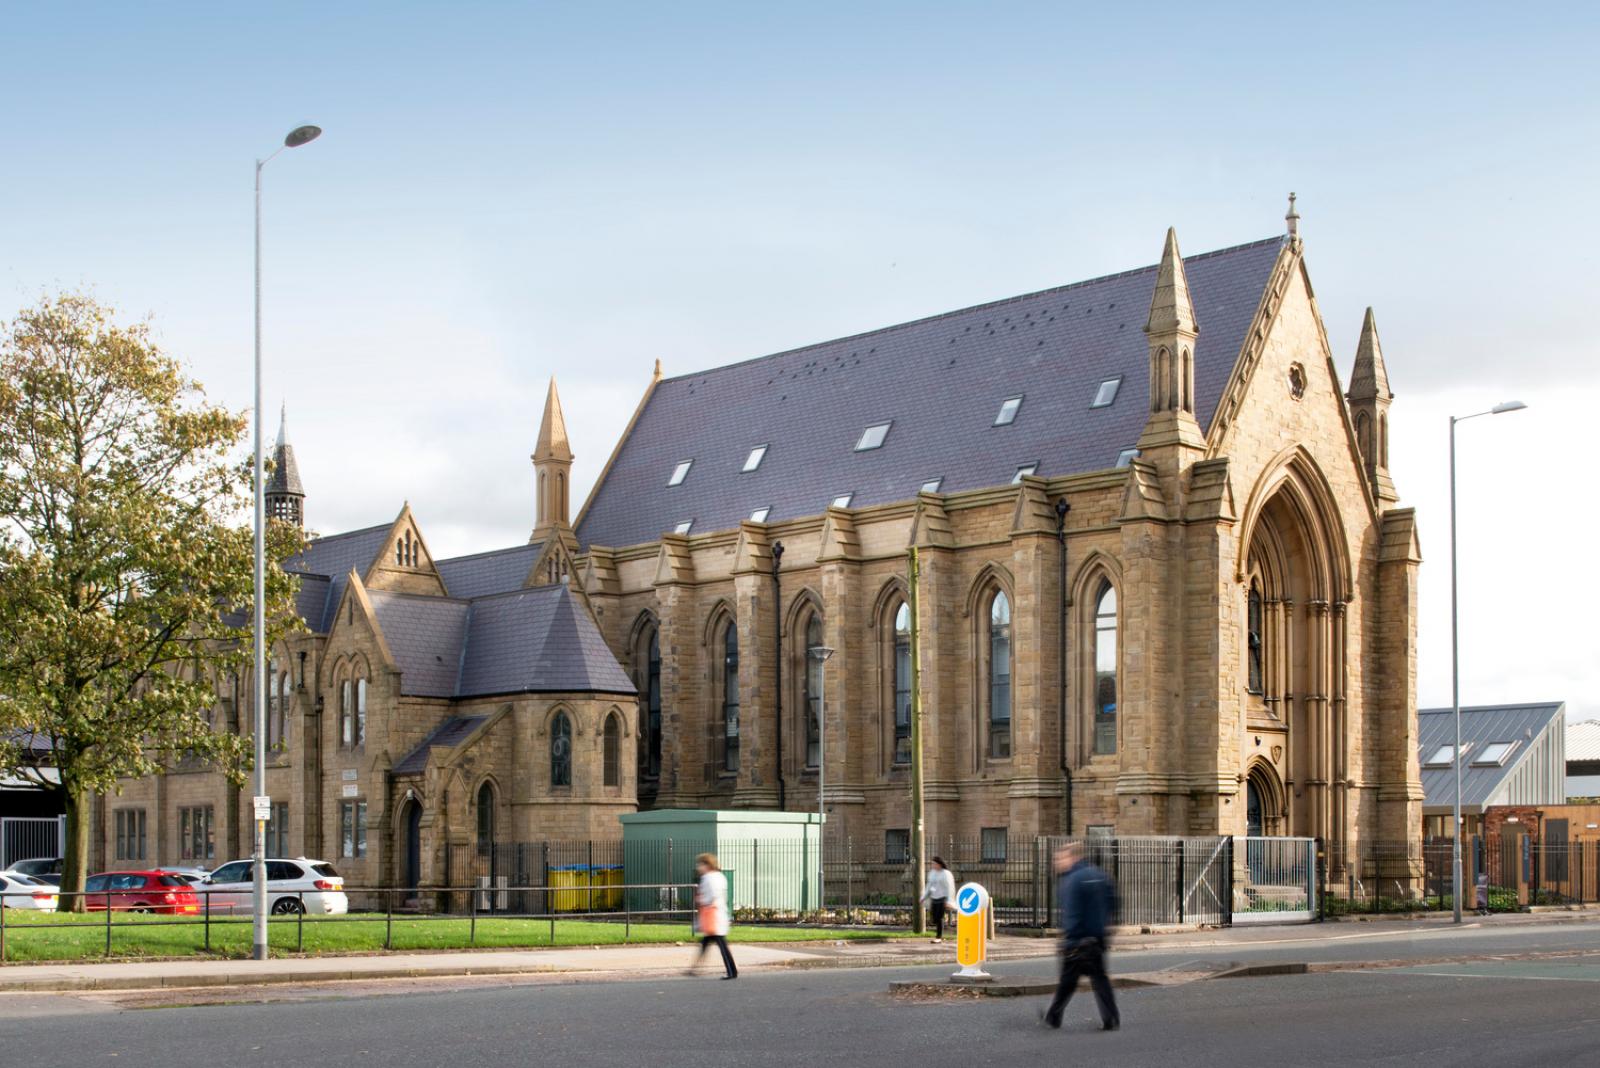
[1287,363,1307,400]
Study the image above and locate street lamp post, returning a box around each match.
[809,644,834,914]
[252,124,322,961]
[1449,399,1526,924]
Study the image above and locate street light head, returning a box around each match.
[1491,400,1527,415]
[284,125,322,148]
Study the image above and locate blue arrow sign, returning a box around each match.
[957,886,981,915]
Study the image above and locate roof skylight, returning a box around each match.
[831,493,854,508]
[742,445,768,473]
[994,396,1023,426]
[674,520,694,535]
[920,477,943,494]
[1011,463,1037,484]
[1092,377,1122,409]
[1471,741,1517,767]
[855,422,891,452]
[1423,744,1461,768]
[750,506,771,523]
[668,460,693,487]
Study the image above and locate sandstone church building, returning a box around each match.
[98,210,1425,889]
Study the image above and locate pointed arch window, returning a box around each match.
[1247,581,1265,695]
[721,621,741,773]
[355,676,368,747]
[988,590,1012,759]
[476,782,495,856]
[551,712,572,787]
[803,614,824,768]
[1093,583,1118,756]
[603,713,621,787]
[893,602,912,765]
[339,672,354,747]
[635,625,663,780]
[276,668,292,751]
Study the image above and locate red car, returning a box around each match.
[83,871,201,914]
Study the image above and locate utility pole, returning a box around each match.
[908,546,926,935]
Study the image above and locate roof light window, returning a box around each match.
[673,520,694,535]
[750,506,771,523]
[994,396,1023,426]
[1115,448,1140,468]
[1424,744,1464,768]
[1092,377,1122,409]
[1011,463,1037,484]
[742,445,768,473]
[667,460,693,487]
[920,477,943,494]
[1472,742,1517,767]
[855,422,891,452]
[831,493,854,509]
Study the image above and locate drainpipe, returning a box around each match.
[1055,498,1072,835]
[772,541,786,810]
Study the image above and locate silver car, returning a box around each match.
[201,858,348,915]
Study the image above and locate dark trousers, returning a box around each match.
[696,934,737,977]
[1045,938,1118,1028]
[930,899,948,938]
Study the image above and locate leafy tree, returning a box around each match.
[0,294,304,908]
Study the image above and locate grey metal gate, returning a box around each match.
[1235,836,1317,923]
[0,816,66,869]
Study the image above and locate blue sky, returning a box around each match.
[3,1,1596,719]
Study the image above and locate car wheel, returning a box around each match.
[271,898,305,915]
[129,906,153,913]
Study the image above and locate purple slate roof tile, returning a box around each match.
[364,584,634,700]
[577,237,1285,550]
[392,715,489,776]
[436,542,544,600]
[283,524,392,633]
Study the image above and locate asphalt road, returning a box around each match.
[4,921,1599,1067]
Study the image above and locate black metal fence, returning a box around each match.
[1327,838,1600,914]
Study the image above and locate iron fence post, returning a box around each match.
[105,891,112,956]
[385,889,393,950]
[666,838,674,917]
[1176,840,1185,924]
[548,887,554,945]
[1,885,7,963]
[1223,836,1234,927]
[846,837,853,920]
[297,890,304,953]
[203,889,211,953]
[753,839,759,913]
[1314,838,1325,922]
[470,881,478,945]
[542,841,551,917]
[625,887,631,941]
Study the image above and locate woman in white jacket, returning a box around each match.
[922,856,957,943]
[689,853,737,979]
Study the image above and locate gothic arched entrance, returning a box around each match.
[402,801,423,892]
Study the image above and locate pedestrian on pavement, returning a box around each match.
[922,856,957,943]
[689,853,737,980]
[1041,840,1119,1032]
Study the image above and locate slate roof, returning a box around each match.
[392,715,489,776]
[436,542,544,600]
[365,584,634,699]
[1417,703,1567,811]
[283,524,391,633]
[577,236,1286,549]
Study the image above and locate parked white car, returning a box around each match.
[200,858,348,915]
[0,871,60,911]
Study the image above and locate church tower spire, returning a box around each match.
[531,377,574,542]
[1347,307,1398,505]
[1136,228,1207,457]
[265,402,306,529]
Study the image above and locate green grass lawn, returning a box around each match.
[0,911,910,964]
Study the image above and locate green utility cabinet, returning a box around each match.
[619,809,823,914]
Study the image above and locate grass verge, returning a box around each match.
[0,911,911,964]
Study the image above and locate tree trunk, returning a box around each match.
[60,781,93,913]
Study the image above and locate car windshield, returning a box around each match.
[312,863,340,879]
[158,875,188,887]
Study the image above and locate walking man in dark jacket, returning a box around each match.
[1041,840,1120,1031]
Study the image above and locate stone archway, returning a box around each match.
[1246,762,1285,837]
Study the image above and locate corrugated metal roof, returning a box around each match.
[1417,703,1566,810]
[1567,720,1600,763]
[577,236,1285,549]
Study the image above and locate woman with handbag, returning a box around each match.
[688,853,737,980]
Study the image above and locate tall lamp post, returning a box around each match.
[1449,399,1526,924]
[809,644,834,913]
[252,123,322,961]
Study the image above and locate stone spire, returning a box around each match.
[1136,228,1207,458]
[1286,192,1300,241]
[265,402,305,528]
[531,377,575,541]
[1346,308,1398,505]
